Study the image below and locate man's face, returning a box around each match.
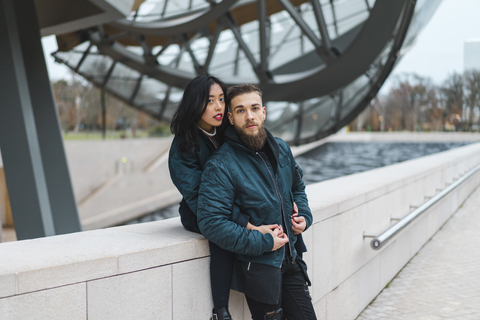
[228,92,266,136]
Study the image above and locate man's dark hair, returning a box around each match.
[226,84,263,111]
[170,75,229,156]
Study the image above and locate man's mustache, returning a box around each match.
[244,121,259,128]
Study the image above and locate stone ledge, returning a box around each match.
[0,217,207,297]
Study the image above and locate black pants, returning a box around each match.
[209,241,235,313]
[208,237,307,314]
[245,258,316,320]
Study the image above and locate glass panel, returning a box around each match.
[320,2,337,38]
[129,0,210,22]
[269,37,303,71]
[332,0,369,37]
[266,102,299,139]
[164,0,209,18]
[126,46,144,55]
[162,88,183,121]
[266,102,291,123]
[403,0,443,47]
[53,51,85,70]
[105,63,142,99]
[73,41,91,52]
[143,102,161,115]
[299,4,321,39]
[269,12,303,70]
[134,77,169,106]
[270,11,297,49]
[333,0,368,22]
[241,20,260,63]
[300,98,335,139]
[336,11,369,36]
[340,75,371,118]
[209,30,249,78]
[190,37,210,66]
[157,44,181,65]
[78,54,114,84]
[168,87,184,103]
[177,51,195,73]
[269,118,297,142]
[132,0,164,21]
[342,74,370,104]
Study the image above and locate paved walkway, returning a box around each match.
[357,185,480,320]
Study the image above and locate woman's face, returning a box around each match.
[197,83,225,132]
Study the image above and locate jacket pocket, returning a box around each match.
[279,155,290,167]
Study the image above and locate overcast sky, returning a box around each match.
[41,0,480,87]
[383,0,480,89]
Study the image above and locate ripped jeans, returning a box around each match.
[245,257,316,320]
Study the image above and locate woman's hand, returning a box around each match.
[247,222,280,235]
[270,227,289,251]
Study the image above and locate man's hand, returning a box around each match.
[270,228,289,251]
[291,214,306,235]
[247,222,280,235]
[292,202,298,215]
[291,202,306,235]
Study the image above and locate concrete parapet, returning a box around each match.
[0,142,480,319]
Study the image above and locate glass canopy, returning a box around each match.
[53,0,443,145]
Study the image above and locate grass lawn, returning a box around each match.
[62,130,153,140]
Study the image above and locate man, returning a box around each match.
[197,84,316,320]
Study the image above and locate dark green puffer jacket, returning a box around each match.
[197,126,312,267]
[169,132,250,233]
[169,132,216,233]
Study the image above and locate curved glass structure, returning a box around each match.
[53,0,442,145]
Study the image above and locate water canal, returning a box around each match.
[125,141,472,224]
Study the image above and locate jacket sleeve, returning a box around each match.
[169,149,250,228]
[286,143,313,230]
[197,158,274,256]
[169,150,203,214]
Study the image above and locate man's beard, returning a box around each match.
[234,121,267,151]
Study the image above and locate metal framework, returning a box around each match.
[0,0,81,239]
[53,0,443,145]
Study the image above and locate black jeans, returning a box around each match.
[245,258,316,320]
[209,241,235,313]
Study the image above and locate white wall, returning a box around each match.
[1,142,480,320]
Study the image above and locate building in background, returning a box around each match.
[464,38,480,71]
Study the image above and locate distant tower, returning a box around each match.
[464,39,480,71]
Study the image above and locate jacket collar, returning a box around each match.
[224,125,280,169]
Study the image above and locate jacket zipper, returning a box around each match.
[256,152,294,264]
[208,137,218,149]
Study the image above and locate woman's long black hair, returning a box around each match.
[170,75,229,156]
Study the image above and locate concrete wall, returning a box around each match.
[66,138,179,229]
[0,142,480,319]
[1,138,179,231]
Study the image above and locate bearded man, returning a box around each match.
[197,84,316,320]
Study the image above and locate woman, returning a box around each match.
[169,75,276,320]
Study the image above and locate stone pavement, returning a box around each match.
[357,185,480,320]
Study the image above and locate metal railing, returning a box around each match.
[367,163,480,250]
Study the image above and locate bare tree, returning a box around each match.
[439,72,464,130]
